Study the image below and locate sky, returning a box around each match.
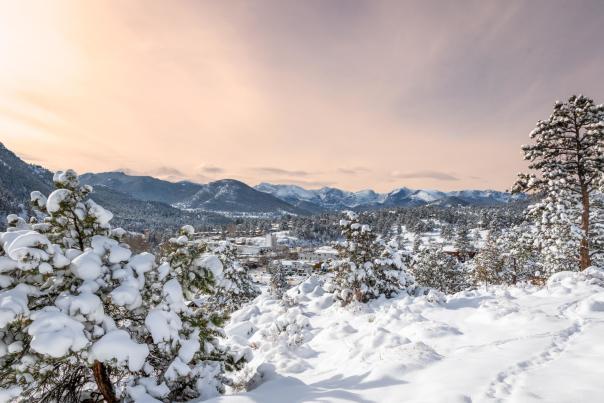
[1,0,603,192]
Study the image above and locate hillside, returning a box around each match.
[209,269,604,403]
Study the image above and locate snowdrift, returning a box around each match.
[208,268,604,403]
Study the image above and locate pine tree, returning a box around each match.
[373,239,416,298]
[212,241,260,313]
[513,95,604,270]
[523,190,583,275]
[499,224,542,283]
[328,212,413,304]
[268,261,289,299]
[30,170,113,250]
[411,245,470,294]
[590,184,604,267]
[0,172,247,402]
[328,212,380,304]
[472,230,504,288]
[454,225,473,261]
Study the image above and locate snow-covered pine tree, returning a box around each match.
[141,227,248,402]
[373,239,416,298]
[591,184,604,267]
[30,170,113,250]
[212,241,260,313]
[0,172,248,402]
[328,212,413,304]
[268,260,289,299]
[472,230,504,288]
[410,245,470,294]
[498,224,542,283]
[513,95,604,270]
[328,212,380,304]
[523,190,583,275]
[454,224,473,261]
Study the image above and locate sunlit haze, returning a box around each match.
[1,0,603,191]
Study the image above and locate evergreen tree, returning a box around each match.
[454,225,473,261]
[472,230,504,288]
[513,95,604,270]
[411,245,470,294]
[0,172,247,402]
[373,239,416,298]
[268,261,289,299]
[328,212,413,304]
[499,224,542,283]
[524,191,583,274]
[328,212,380,304]
[212,241,260,313]
[591,185,604,267]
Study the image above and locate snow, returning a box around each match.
[28,308,88,357]
[55,292,104,323]
[46,188,72,213]
[145,309,182,344]
[128,252,156,276]
[86,199,113,226]
[110,283,142,309]
[90,329,150,371]
[198,254,224,280]
[70,249,104,280]
[208,270,604,403]
[0,284,31,327]
[108,245,132,263]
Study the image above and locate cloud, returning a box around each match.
[199,165,224,174]
[252,167,311,177]
[391,170,459,181]
[338,167,370,175]
[263,178,334,188]
[148,166,186,178]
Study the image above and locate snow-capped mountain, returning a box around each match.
[255,183,386,212]
[176,179,308,216]
[255,183,525,211]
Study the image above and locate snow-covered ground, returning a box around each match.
[209,268,604,403]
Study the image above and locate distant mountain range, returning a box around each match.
[79,172,307,217]
[0,144,229,230]
[254,183,525,212]
[1,141,525,231]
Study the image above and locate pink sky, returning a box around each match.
[1,0,603,191]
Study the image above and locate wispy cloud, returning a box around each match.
[338,167,370,175]
[391,170,459,181]
[264,178,334,188]
[253,167,311,177]
[199,165,224,174]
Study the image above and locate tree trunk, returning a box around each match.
[580,187,592,270]
[92,360,117,403]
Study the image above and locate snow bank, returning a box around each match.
[211,269,604,403]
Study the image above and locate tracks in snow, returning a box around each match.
[482,301,585,402]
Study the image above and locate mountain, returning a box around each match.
[255,183,525,210]
[1,141,525,228]
[81,173,311,217]
[0,143,52,219]
[177,179,309,216]
[88,186,231,231]
[80,171,203,205]
[254,183,385,212]
[0,143,230,230]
